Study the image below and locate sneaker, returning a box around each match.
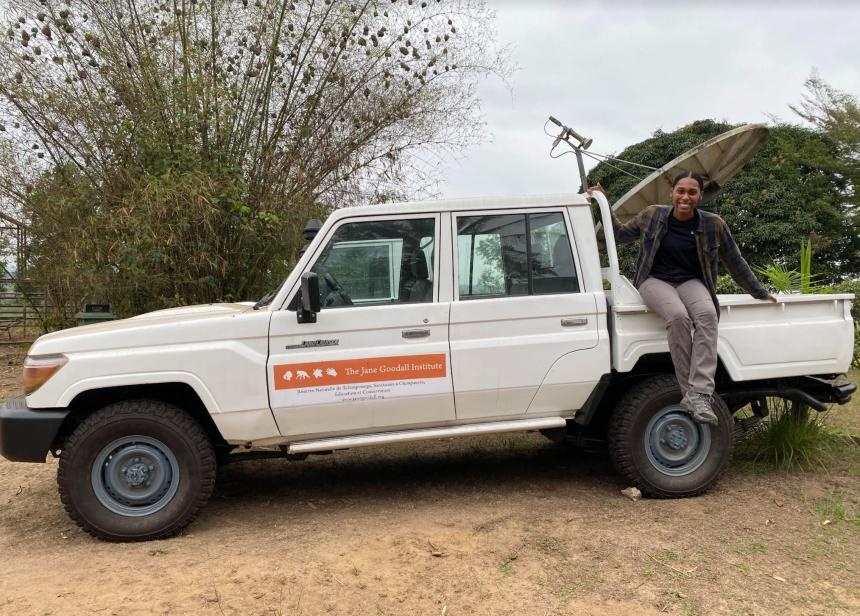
[681,392,718,426]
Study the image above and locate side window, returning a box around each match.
[458,214,527,297]
[457,212,578,299]
[311,218,435,308]
[529,212,579,294]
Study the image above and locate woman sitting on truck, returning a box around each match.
[589,172,777,426]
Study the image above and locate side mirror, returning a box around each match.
[298,272,321,323]
[302,218,322,241]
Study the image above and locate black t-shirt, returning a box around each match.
[649,211,703,283]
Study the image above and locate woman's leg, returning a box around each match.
[637,277,693,395]
[675,278,718,396]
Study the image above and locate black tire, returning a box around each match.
[608,375,733,498]
[58,400,216,542]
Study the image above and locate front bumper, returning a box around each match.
[0,396,69,463]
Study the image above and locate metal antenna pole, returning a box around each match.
[574,148,587,194]
[548,116,593,194]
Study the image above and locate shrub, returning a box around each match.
[715,274,743,294]
[735,398,849,470]
[0,0,507,324]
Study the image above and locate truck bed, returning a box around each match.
[609,290,854,381]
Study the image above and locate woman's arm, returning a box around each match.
[717,222,778,302]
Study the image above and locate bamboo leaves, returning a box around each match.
[0,0,506,321]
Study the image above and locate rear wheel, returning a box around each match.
[608,375,733,498]
[58,400,216,541]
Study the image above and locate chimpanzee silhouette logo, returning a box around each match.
[281,366,340,386]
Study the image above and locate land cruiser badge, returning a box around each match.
[284,339,340,350]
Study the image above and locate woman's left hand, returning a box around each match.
[766,294,779,303]
[586,183,605,197]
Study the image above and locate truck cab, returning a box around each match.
[266,195,610,440]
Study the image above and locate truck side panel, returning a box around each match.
[612,294,854,379]
[26,310,281,445]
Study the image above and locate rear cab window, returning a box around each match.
[456,211,580,299]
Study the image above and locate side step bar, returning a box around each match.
[287,416,568,455]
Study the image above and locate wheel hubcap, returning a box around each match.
[91,436,180,517]
[122,461,149,487]
[644,405,711,476]
[663,425,689,450]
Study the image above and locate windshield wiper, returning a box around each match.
[253,285,282,310]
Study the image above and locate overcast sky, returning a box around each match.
[438,0,860,198]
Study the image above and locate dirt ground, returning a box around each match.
[1,342,858,616]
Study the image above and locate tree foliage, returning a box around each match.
[0,0,506,322]
[588,119,860,282]
[791,73,860,176]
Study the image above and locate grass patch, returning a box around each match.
[532,533,569,558]
[825,367,860,436]
[499,549,519,576]
[749,543,767,554]
[814,495,860,527]
[501,435,529,451]
[735,399,854,470]
[553,585,578,602]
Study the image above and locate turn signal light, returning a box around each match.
[23,354,68,395]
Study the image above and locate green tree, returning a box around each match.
[791,73,860,177]
[588,120,860,282]
[791,73,860,264]
[0,0,506,322]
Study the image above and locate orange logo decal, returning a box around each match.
[273,354,447,390]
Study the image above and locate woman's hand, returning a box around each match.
[766,294,779,303]
[586,183,605,197]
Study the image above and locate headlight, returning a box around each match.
[23,354,68,395]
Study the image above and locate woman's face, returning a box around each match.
[671,177,703,218]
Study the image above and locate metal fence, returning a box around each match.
[0,279,46,338]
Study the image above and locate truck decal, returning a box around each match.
[271,353,449,405]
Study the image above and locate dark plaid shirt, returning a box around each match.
[612,205,769,310]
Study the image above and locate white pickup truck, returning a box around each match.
[0,191,855,541]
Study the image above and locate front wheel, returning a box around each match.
[58,400,216,541]
[608,376,733,498]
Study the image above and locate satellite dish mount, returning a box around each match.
[548,116,593,193]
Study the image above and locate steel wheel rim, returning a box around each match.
[644,405,711,476]
[91,435,180,517]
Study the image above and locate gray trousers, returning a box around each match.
[638,277,718,396]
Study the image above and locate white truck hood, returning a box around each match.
[29,303,269,355]
[128,302,257,321]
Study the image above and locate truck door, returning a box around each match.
[449,209,604,420]
[268,214,455,439]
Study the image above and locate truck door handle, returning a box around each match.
[402,328,431,339]
[561,317,588,327]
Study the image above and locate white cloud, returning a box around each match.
[440,0,860,197]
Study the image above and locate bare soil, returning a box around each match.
[1,343,858,616]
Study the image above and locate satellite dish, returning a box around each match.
[610,124,769,223]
